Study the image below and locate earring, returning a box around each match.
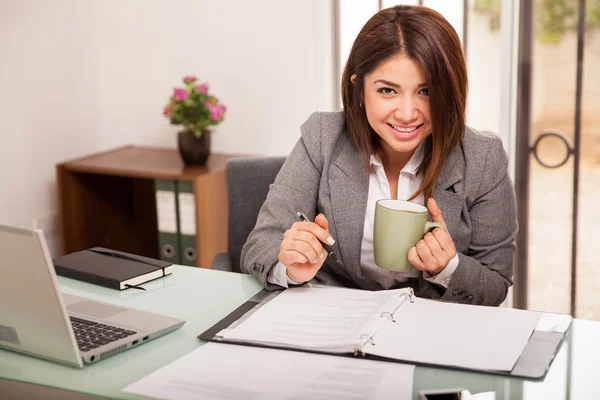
[359,102,364,108]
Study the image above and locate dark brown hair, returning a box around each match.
[341,5,468,200]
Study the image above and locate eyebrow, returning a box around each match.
[372,79,428,88]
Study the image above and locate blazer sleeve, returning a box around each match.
[240,113,324,290]
[439,136,517,306]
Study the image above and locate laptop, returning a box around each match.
[0,224,185,368]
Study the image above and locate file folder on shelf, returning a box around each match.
[155,180,180,264]
[177,181,197,267]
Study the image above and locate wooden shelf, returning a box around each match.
[56,145,239,268]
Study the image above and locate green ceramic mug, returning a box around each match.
[374,199,446,272]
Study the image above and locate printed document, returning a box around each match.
[123,342,415,400]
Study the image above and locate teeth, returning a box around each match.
[392,125,419,133]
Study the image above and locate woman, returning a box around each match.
[240,5,517,306]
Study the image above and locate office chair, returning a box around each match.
[211,156,286,273]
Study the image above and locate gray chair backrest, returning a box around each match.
[226,156,286,273]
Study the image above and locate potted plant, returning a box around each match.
[163,75,227,166]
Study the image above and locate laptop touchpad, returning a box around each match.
[67,301,127,319]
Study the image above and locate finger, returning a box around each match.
[281,237,319,264]
[296,218,335,246]
[286,257,324,283]
[432,228,455,253]
[280,250,310,266]
[408,246,425,270]
[291,230,324,258]
[314,213,329,231]
[278,239,310,265]
[416,239,437,268]
[427,198,446,228]
[423,232,446,263]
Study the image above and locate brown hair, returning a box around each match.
[341,5,468,200]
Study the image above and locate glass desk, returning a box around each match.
[1,266,598,399]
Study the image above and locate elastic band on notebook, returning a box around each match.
[125,284,146,291]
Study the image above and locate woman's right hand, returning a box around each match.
[278,214,334,283]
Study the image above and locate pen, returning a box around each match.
[296,211,339,263]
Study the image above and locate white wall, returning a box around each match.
[0,0,335,255]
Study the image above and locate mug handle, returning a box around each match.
[424,222,445,234]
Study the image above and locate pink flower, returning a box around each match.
[196,83,209,94]
[204,100,226,122]
[172,88,188,101]
[183,75,197,84]
[163,106,171,116]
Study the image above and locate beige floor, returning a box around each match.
[527,159,600,320]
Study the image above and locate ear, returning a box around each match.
[350,74,357,85]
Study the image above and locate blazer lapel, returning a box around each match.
[432,143,465,233]
[328,135,369,278]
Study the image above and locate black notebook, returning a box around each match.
[53,247,172,290]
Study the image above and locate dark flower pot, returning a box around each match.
[178,130,211,166]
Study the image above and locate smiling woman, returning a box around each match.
[240,5,518,308]
[357,54,433,181]
[343,5,467,202]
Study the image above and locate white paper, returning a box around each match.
[217,286,411,352]
[123,343,415,400]
[535,313,572,333]
[177,192,196,235]
[365,298,541,372]
[156,190,177,233]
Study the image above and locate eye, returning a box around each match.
[419,87,429,96]
[376,87,396,96]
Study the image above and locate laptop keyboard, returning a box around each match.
[70,316,137,352]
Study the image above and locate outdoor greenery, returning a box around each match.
[474,0,600,44]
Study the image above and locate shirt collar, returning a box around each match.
[369,140,426,176]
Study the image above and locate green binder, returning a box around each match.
[176,181,197,267]
[154,180,181,264]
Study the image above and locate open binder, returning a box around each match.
[199,286,572,380]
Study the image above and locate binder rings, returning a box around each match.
[155,180,180,264]
[176,181,197,267]
[199,287,572,380]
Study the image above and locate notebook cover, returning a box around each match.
[53,247,171,290]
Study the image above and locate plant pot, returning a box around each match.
[178,130,211,166]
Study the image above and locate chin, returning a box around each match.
[387,140,422,154]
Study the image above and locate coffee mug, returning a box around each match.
[374,199,446,272]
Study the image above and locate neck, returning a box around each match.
[380,148,415,176]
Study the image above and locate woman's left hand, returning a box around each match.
[408,198,456,276]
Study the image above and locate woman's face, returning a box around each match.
[361,54,432,164]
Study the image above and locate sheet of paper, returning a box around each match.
[535,313,572,333]
[217,286,411,352]
[365,298,541,372]
[123,343,415,400]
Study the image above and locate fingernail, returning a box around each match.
[320,252,325,259]
[313,258,317,263]
[327,236,335,245]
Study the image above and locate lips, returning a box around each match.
[387,123,424,140]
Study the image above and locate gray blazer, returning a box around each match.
[241,111,517,306]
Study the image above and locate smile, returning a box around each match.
[387,123,424,139]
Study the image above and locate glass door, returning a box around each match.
[514,0,600,319]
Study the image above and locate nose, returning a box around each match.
[393,95,418,122]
